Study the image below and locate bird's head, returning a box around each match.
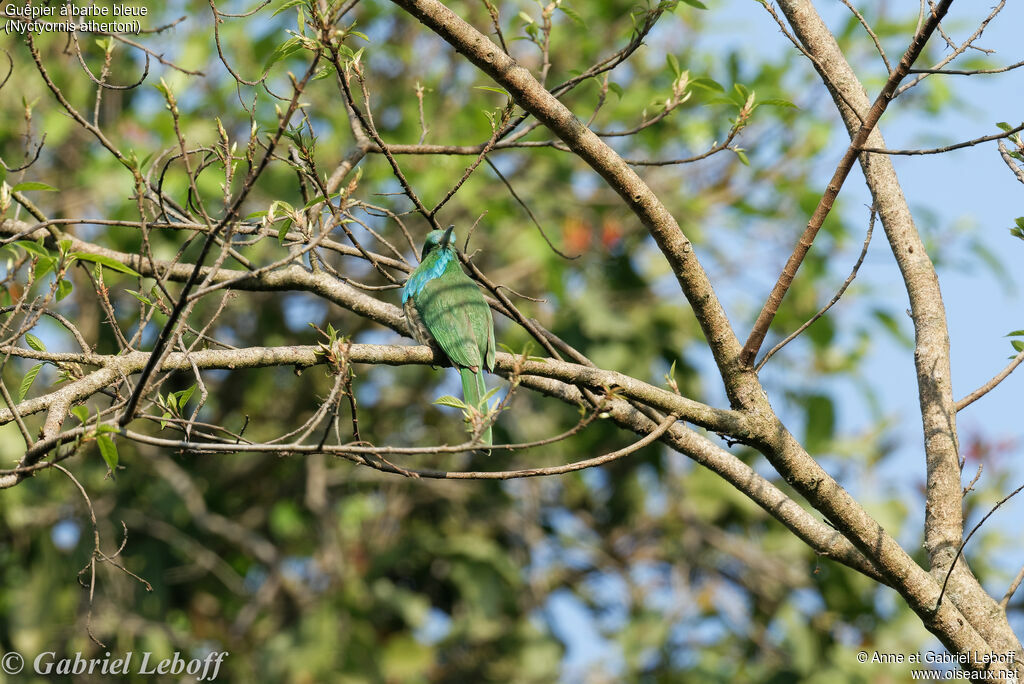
[421,225,456,261]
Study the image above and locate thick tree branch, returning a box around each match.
[0,343,741,436]
[775,0,1023,666]
[0,341,886,585]
[0,219,407,334]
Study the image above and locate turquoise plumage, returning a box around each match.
[403,226,496,445]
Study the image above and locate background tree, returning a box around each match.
[1,0,1022,680]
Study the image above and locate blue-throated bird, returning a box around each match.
[403,226,496,445]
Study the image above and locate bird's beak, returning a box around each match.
[443,225,455,247]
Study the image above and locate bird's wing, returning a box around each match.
[415,269,490,371]
[403,297,434,348]
[481,301,493,370]
[479,296,495,373]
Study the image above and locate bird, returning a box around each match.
[403,226,496,445]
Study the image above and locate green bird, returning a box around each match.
[403,226,496,445]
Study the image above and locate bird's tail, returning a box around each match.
[460,367,492,446]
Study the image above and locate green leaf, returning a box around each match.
[302,191,340,209]
[56,278,73,301]
[1012,218,1024,241]
[1006,330,1024,337]
[136,150,155,172]
[679,0,708,8]
[14,240,51,258]
[11,181,58,193]
[34,256,55,280]
[336,44,356,61]
[759,98,799,109]
[264,37,305,71]
[735,149,750,166]
[24,333,46,351]
[125,289,152,306]
[272,0,305,16]
[313,65,336,81]
[71,405,89,425]
[1013,340,1024,353]
[270,199,295,216]
[475,86,510,97]
[70,252,140,277]
[608,82,624,99]
[688,77,724,92]
[174,384,197,408]
[559,5,585,25]
[666,54,681,78]
[277,218,294,243]
[97,434,119,471]
[996,121,1013,132]
[19,363,44,401]
[434,395,469,410]
[96,424,120,434]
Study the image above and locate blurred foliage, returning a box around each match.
[0,0,1018,682]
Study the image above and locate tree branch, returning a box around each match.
[774,0,1023,664]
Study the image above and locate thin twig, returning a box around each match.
[997,140,1024,184]
[909,59,1024,76]
[485,157,576,260]
[955,347,1024,412]
[118,56,323,426]
[861,122,1024,156]
[430,99,513,217]
[118,414,678,480]
[481,0,508,53]
[838,0,891,73]
[414,81,429,144]
[756,209,875,371]
[936,479,1024,609]
[1000,564,1024,609]
[896,0,1008,96]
